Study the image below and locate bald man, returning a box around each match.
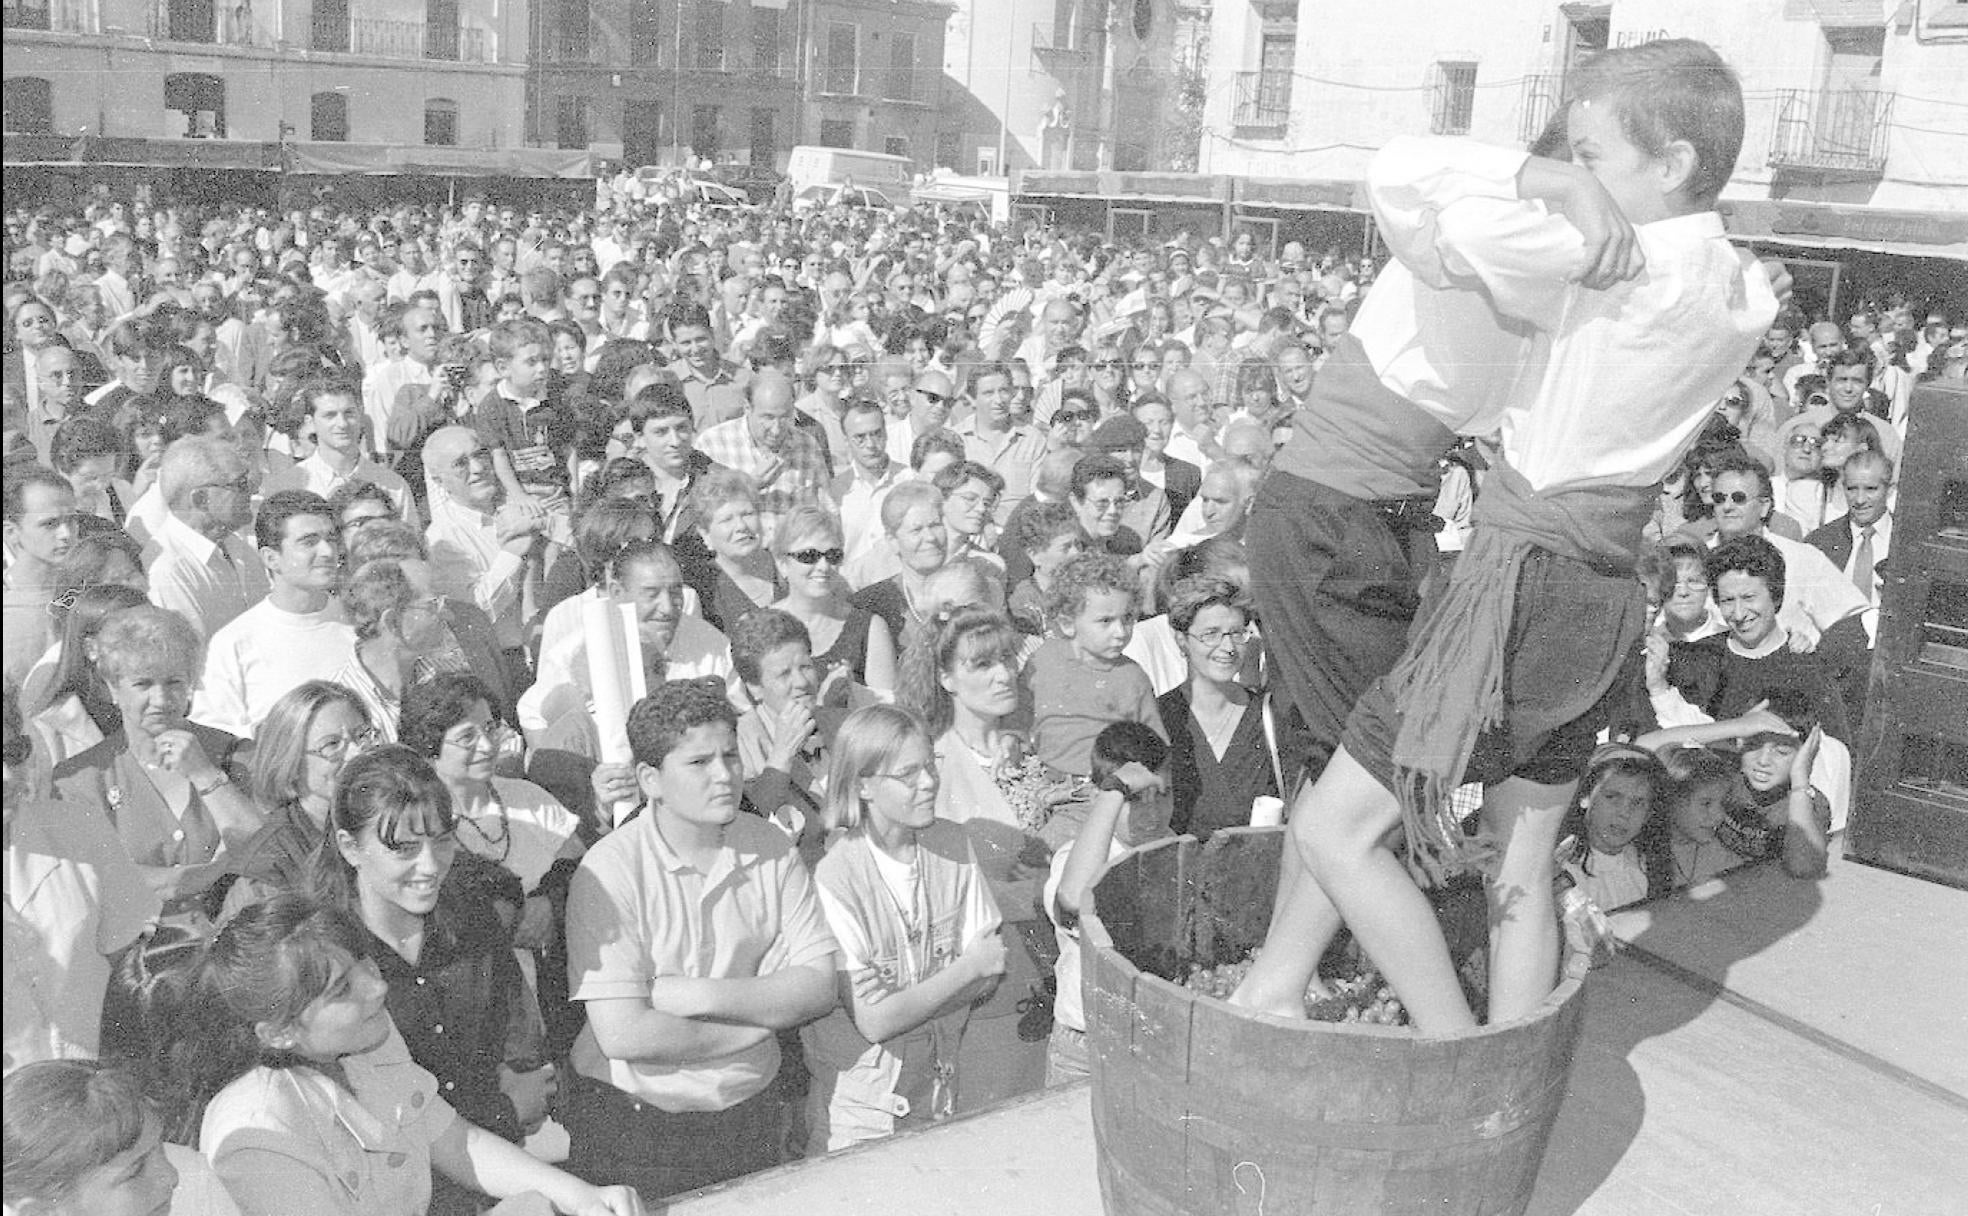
[696,368,831,541]
[424,425,550,671]
[886,369,955,465]
[1163,369,1217,469]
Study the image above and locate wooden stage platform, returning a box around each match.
[672,842,1967,1215]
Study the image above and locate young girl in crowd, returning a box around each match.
[801,704,1006,1154]
[149,895,641,1216]
[1645,746,1742,894]
[1556,744,1668,912]
[4,1059,241,1216]
[311,744,557,1215]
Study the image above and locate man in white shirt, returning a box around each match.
[1162,369,1217,470]
[883,370,955,466]
[195,490,356,737]
[1807,449,1893,652]
[146,436,267,640]
[829,399,913,585]
[363,304,439,454]
[424,426,551,672]
[1706,455,1868,643]
[264,380,418,523]
[344,279,389,371]
[94,235,140,322]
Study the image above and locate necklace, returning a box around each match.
[457,788,513,866]
[1674,840,1707,887]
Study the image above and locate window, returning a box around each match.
[886,32,916,101]
[425,97,459,146]
[425,0,460,60]
[691,104,720,158]
[556,94,589,150]
[750,108,776,167]
[1430,61,1477,135]
[164,72,225,137]
[623,99,662,165]
[311,0,348,51]
[3,77,53,133]
[163,0,215,43]
[1237,34,1294,128]
[819,118,854,148]
[693,0,723,70]
[824,22,858,95]
[628,0,660,65]
[554,0,591,60]
[310,91,348,141]
[883,136,909,159]
[752,7,780,73]
[5,0,51,31]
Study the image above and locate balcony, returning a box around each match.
[1770,87,1892,178]
[307,15,489,63]
[1233,71,1290,132]
[147,0,272,46]
[1031,22,1094,73]
[542,30,603,64]
[1518,72,1563,149]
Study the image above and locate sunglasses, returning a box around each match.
[1055,410,1095,424]
[1786,435,1822,448]
[1709,491,1760,506]
[787,547,845,566]
[916,390,947,404]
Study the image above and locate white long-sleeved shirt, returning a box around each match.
[145,511,270,640]
[1371,136,1778,492]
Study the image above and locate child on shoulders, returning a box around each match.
[1019,552,1167,778]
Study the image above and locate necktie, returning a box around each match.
[1852,525,1875,601]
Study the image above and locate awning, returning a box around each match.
[1,134,279,171]
[1015,169,1230,204]
[1235,176,1371,214]
[913,182,994,204]
[1720,199,1968,260]
[287,142,592,179]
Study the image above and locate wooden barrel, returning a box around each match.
[1083,827,1585,1216]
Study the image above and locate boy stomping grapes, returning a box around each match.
[1232,39,1779,1031]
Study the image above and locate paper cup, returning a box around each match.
[1250,795,1285,828]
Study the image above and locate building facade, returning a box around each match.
[3,0,528,148]
[800,0,948,166]
[1197,0,1968,251]
[943,0,1206,175]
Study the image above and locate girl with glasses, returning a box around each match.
[801,704,1006,1154]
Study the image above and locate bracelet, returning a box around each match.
[193,773,232,797]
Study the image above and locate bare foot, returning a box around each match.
[1228,974,1311,1020]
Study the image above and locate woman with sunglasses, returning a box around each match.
[223,680,379,914]
[1045,387,1098,453]
[769,505,897,694]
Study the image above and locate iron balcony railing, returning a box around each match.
[1770,87,1893,174]
[1518,72,1563,148]
[308,14,489,63]
[147,0,271,46]
[1234,70,1291,129]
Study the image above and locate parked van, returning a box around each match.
[785,145,913,203]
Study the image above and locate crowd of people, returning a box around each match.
[4,92,1966,1213]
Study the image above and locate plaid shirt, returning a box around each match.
[695,417,831,543]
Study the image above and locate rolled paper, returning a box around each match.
[582,593,638,826]
[1249,795,1286,828]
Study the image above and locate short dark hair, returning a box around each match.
[1568,38,1744,207]
[399,672,503,759]
[623,382,693,429]
[49,417,125,474]
[931,459,1005,498]
[728,607,811,687]
[1709,452,1773,501]
[4,463,73,522]
[1706,533,1786,610]
[1090,720,1168,787]
[1070,453,1128,501]
[254,488,334,552]
[626,677,738,768]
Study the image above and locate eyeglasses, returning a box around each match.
[1709,491,1760,506]
[197,475,253,496]
[877,762,938,786]
[1082,496,1126,514]
[820,364,850,376]
[787,547,845,566]
[915,389,947,405]
[1055,410,1095,425]
[309,726,381,761]
[1786,435,1822,448]
[1186,624,1255,651]
[444,721,511,752]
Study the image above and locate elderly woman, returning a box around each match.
[1156,575,1281,839]
[51,605,261,923]
[222,681,378,913]
[897,606,1069,1109]
[769,504,897,693]
[850,480,948,647]
[683,466,783,633]
[331,557,463,741]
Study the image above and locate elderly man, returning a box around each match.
[1008,295,1084,391]
[695,369,830,542]
[1807,448,1895,680]
[424,426,552,683]
[25,345,83,466]
[1163,369,1218,470]
[145,435,267,639]
[195,490,356,738]
[883,368,955,466]
[344,278,390,370]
